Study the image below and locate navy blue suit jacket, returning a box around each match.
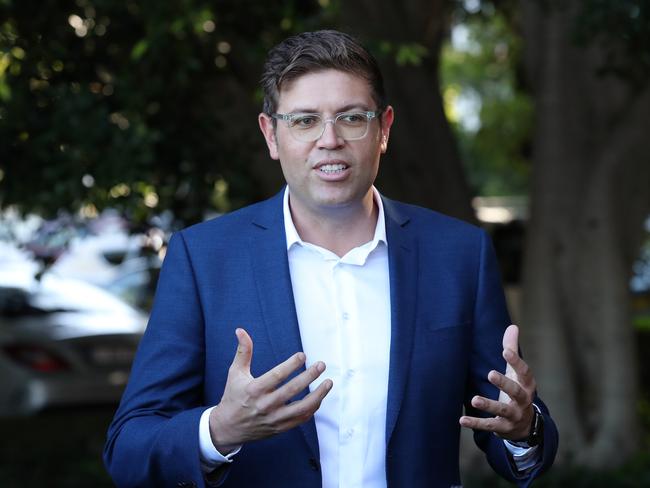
[104,191,558,487]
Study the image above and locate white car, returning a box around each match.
[0,252,147,416]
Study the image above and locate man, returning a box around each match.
[104,30,558,488]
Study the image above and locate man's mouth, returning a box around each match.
[318,163,348,174]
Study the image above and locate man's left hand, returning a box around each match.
[459,324,536,441]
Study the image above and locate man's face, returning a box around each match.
[259,69,394,216]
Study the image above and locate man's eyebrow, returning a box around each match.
[284,107,320,114]
[285,103,373,114]
[337,103,373,113]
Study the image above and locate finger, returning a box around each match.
[459,414,507,435]
[261,361,326,407]
[502,324,519,354]
[231,328,253,373]
[274,378,333,428]
[254,351,307,393]
[503,348,535,388]
[470,395,515,419]
[488,370,530,404]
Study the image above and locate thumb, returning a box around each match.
[502,324,519,356]
[231,328,253,373]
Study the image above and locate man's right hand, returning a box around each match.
[209,328,332,453]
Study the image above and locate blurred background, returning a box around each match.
[1,0,649,486]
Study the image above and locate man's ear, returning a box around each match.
[258,113,280,160]
[380,105,394,154]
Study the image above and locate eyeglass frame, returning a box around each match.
[270,110,383,142]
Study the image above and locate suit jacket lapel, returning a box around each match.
[248,190,320,460]
[383,197,418,445]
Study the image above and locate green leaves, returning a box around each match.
[0,0,334,224]
[395,43,429,66]
[440,5,532,197]
[377,41,430,67]
[130,39,148,61]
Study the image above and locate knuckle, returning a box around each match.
[255,400,271,416]
[269,418,284,435]
[294,410,309,423]
[265,421,281,436]
[245,382,261,397]
[299,405,315,421]
[298,401,318,419]
[288,383,303,397]
[315,392,327,406]
[514,384,525,399]
[293,403,309,418]
[522,390,534,405]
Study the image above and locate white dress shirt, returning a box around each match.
[198,187,539,481]
[284,187,391,488]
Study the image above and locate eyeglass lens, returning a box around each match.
[288,113,370,141]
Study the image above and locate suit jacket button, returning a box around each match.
[309,458,320,471]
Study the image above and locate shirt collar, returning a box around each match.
[283,186,387,254]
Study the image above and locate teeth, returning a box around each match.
[319,164,347,174]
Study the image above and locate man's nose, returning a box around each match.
[316,119,344,148]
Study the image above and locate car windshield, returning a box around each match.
[0,274,135,319]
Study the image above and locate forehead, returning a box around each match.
[277,69,374,112]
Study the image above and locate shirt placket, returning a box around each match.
[334,262,363,488]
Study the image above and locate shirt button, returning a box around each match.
[347,369,355,377]
[342,312,350,320]
[347,428,354,437]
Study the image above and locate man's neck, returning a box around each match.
[289,191,378,258]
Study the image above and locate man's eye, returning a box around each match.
[291,116,319,128]
[339,113,365,124]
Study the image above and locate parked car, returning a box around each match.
[48,231,144,287]
[0,261,147,416]
[105,255,161,312]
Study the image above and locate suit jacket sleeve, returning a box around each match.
[103,232,210,488]
[468,230,558,487]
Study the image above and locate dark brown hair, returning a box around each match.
[260,30,386,115]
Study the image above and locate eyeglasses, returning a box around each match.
[271,111,381,142]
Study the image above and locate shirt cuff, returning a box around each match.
[199,406,242,473]
[503,439,541,472]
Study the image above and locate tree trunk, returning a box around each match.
[340,0,475,222]
[520,0,650,467]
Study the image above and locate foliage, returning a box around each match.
[440,2,533,196]
[0,0,337,224]
[574,0,650,86]
[374,40,430,67]
[441,0,650,198]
